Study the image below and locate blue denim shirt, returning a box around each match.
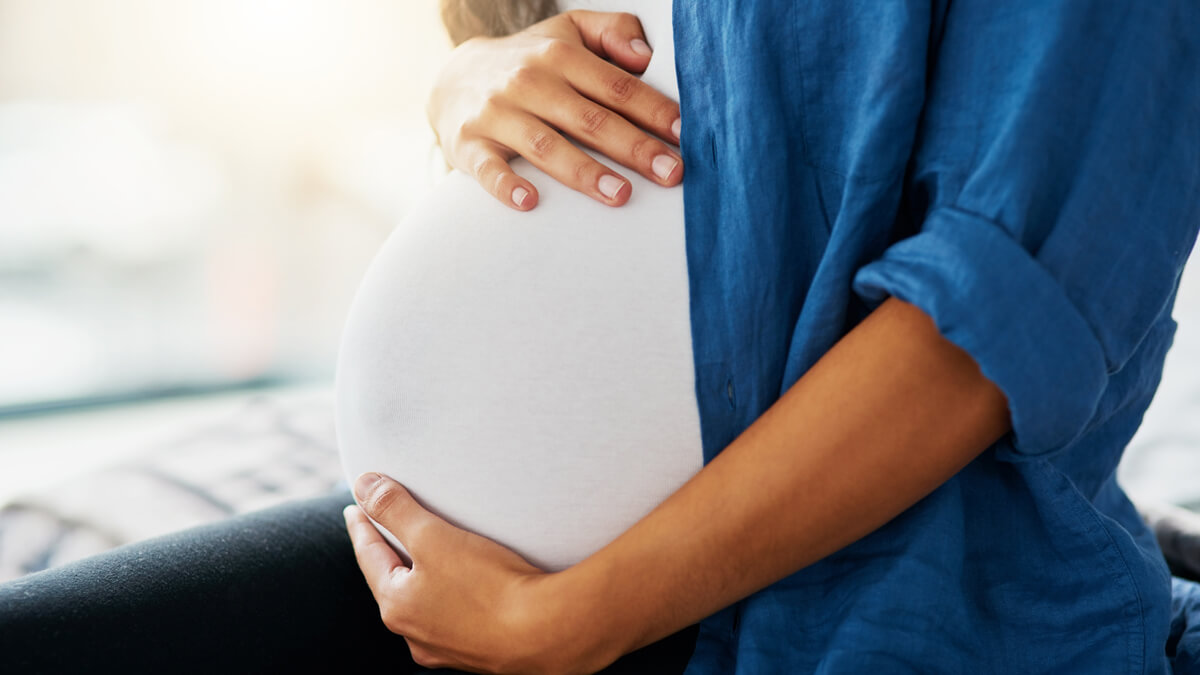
[672,1,1200,672]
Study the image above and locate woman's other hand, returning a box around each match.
[345,472,607,674]
[428,10,684,211]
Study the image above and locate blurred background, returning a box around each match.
[0,0,1197,580]
[0,0,448,414]
[0,0,455,576]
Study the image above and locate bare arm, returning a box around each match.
[346,297,1011,673]
[542,297,1011,666]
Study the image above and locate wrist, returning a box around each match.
[515,564,630,674]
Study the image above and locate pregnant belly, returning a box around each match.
[335,155,703,571]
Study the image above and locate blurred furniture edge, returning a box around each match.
[0,388,345,583]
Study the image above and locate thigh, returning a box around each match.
[0,490,698,674]
[0,491,417,674]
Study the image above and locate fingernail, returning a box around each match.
[598,175,626,200]
[630,38,652,57]
[511,186,530,208]
[342,504,358,521]
[354,472,383,500]
[671,117,681,139]
[652,154,679,181]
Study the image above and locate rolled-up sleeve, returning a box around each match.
[852,0,1200,457]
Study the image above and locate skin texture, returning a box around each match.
[427,10,684,210]
[346,297,1012,673]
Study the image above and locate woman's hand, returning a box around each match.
[428,10,683,210]
[345,472,608,674]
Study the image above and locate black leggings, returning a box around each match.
[0,492,697,674]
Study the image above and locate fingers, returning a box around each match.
[541,96,683,187]
[432,10,683,210]
[562,53,682,148]
[465,141,539,211]
[488,109,633,206]
[354,472,435,550]
[343,503,407,601]
[565,10,652,74]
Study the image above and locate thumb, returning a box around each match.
[565,10,653,74]
[354,472,434,546]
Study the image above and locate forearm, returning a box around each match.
[545,298,1011,667]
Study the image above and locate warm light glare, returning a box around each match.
[0,0,451,408]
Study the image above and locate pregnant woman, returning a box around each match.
[336,0,703,575]
[3,1,1200,673]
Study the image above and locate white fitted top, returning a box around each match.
[335,0,700,571]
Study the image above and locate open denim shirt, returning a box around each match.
[673,1,1200,672]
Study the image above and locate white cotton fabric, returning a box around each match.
[335,0,702,572]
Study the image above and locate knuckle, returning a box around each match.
[471,154,500,181]
[506,64,540,95]
[573,159,596,186]
[535,37,571,63]
[526,128,557,159]
[365,483,399,516]
[479,96,505,122]
[607,72,638,104]
[408,645,436,667]
[652,99,681,128]
[456,115,479,142]
[615,12,642,31]
[491,172,509,195]
[629,135,657,164]
[459,98,503,139]
[478,161,509,194]
[456,116,481,142]
[579,105,609,136]
[379,602,404,634]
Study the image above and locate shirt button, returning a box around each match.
[708,133,718,167]
[725,376,736,410]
